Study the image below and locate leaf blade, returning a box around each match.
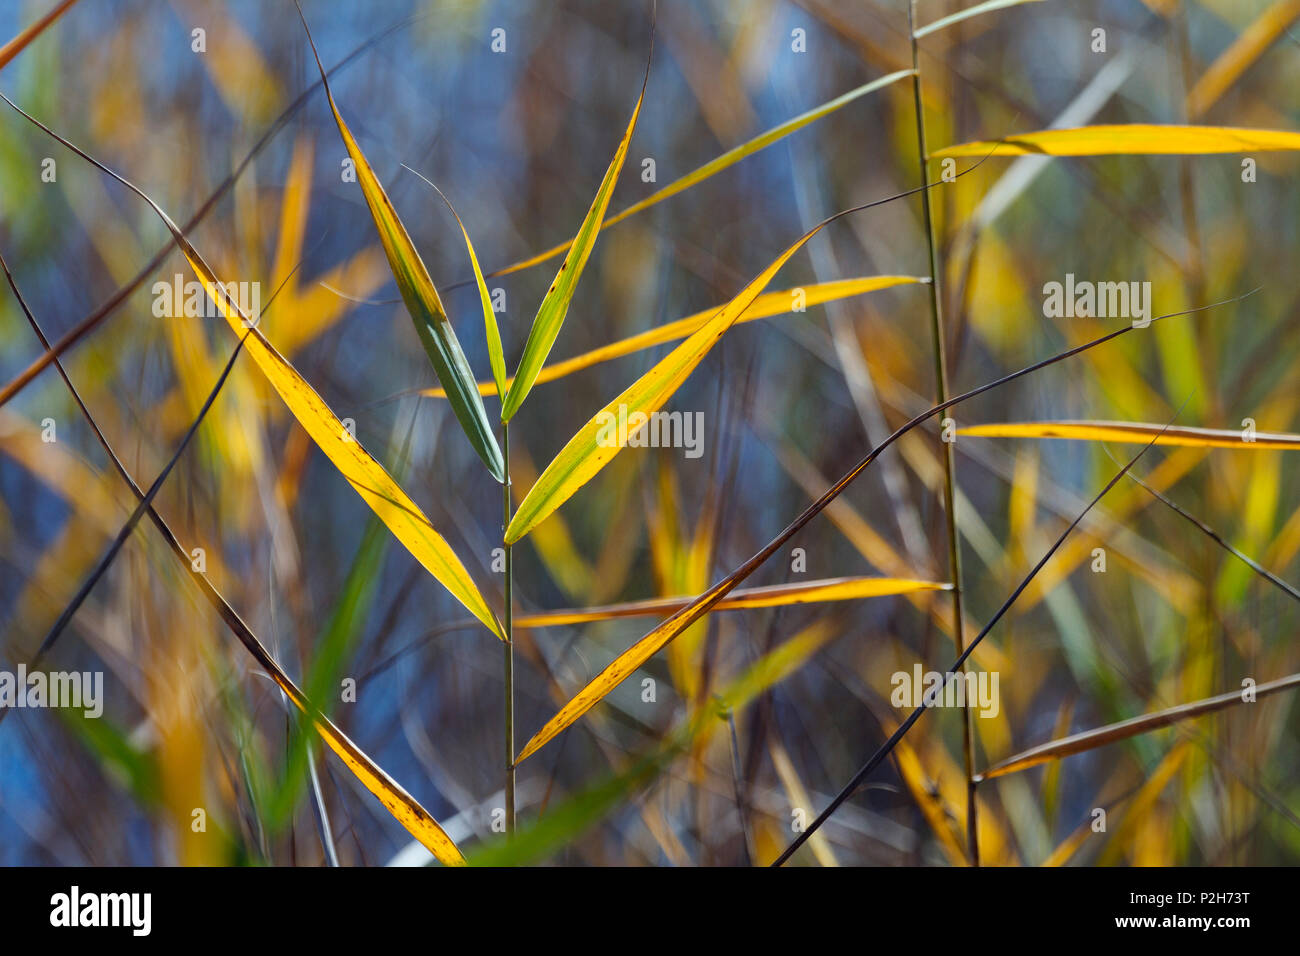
[500,60,649,421]
[959,420,1300,448]
[513,576,948,627]
[402,166,509,400]
[297,4,504,480]
[932,124,1300,158]
[425,276,925,398]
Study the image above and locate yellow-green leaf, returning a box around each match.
[514,576,948,627]
[425,276,925,398]
[402,165,508,400]
[490,70,914,281]
[500,61,649,422]
[297,6,504,480]
[959,420,1300,448]
[932,124,1300,158]
[513,574,933,763]
[506,212,859,544]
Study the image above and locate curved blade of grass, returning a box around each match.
[960,420,1300,447]
[771,409,1182,865]
[294,2,503,481]
[932,124,1300,158]
[424,276,925,398]
[913,0,1044,40]
[0,0,78,71]
[514,576,948,627]
[401,165,508,401]
[499,32,654,422]
[1186,0,1300,120]
[0,253,467,865]
[977,674,1300,781]
[482,69,914,285]
[0,92,505,641]
[0,15,412,410]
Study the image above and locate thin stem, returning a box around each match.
[502,422,516,835]
[910,0,977,866]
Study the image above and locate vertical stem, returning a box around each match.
[909,0,978,866]
[502,422,516,835]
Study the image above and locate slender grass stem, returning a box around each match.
[910,0,978,866]
[502,422,517,835]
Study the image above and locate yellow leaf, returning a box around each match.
[513,576,934,763]
[1186,0,1300,120]
[767,741,838,866]
[932,124,1300,158]
[424,276,924,398]
[514,577,949,628]
[959,420,1300,448]
[717,618,841,715]
[290,685,465,865]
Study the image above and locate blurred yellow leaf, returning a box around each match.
[1186,0,1300,120]
[0,0,78,71]
[425,277,923,398]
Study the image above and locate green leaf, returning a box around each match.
[499,58,650,421]
[296,4,504,480]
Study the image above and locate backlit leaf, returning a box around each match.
[296,3,505,480]
[959,420,1300,448]
[932,124,1300,158]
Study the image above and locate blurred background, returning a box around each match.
[1,0,1297,865]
